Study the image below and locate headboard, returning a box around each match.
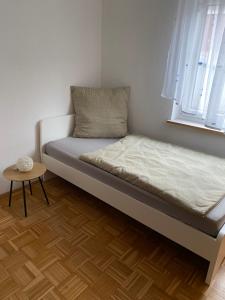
[39,114,75,160]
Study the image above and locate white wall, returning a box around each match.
[102,0,225,157]
[0,0,102,194]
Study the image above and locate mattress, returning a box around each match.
[45,137,225,237]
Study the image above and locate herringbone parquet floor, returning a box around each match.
[0,177,225,300]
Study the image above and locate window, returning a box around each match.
[162,0,225,130]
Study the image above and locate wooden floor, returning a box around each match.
[0,178,225,300]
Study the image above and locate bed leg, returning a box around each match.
[205,237,225,285]
[206,260,220,285]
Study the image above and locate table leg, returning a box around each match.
[22,181,27,217]
[29,180,32,195]
[9,181,13,207]
[39,177,49,205]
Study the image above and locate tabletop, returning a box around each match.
[3,162,47,182]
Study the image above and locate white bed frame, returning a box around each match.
[40,114,225,285]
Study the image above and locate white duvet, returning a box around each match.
[80,135,225,215]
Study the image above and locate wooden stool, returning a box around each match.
[3,162,49,217]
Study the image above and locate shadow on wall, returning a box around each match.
[35,123,41,163]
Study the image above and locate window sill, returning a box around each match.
[166,119,224,136]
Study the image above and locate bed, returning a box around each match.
[40,114,225,285]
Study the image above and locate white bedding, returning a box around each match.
[80,135,225,215]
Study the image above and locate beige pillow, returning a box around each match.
[71,86,129,138]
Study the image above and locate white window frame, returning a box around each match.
[172,102,206,125]
[171,5,225,127]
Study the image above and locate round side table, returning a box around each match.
[3,162,49,217]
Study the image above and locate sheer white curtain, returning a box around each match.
[162,0,225,130]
